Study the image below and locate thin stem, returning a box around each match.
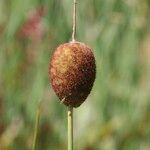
[72,0,77,42]
[68,106,73,150]
[32,104,41,150]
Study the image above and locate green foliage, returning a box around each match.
[0,0,150,149]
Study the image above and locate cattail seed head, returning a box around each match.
[49,41,96,107]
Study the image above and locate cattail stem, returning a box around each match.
[32,104,41,150]
[68,106,73,150]
[72,0,77,42]
[68,0,76,149]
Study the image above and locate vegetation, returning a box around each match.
[0,0,150,149]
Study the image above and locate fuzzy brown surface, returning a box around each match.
[49,42,96,107]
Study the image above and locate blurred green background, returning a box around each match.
[0,0,150,149]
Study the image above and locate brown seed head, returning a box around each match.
[49,41,96,107]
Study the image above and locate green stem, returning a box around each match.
[72,0,77,42]
[32,104,41,150]
[68,106,73,150]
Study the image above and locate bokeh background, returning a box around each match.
[0,0,150,149]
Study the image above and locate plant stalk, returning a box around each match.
[32,105,41,150]
[72,0,77,42]
[68,0,76,149]
[68,106,73,150]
